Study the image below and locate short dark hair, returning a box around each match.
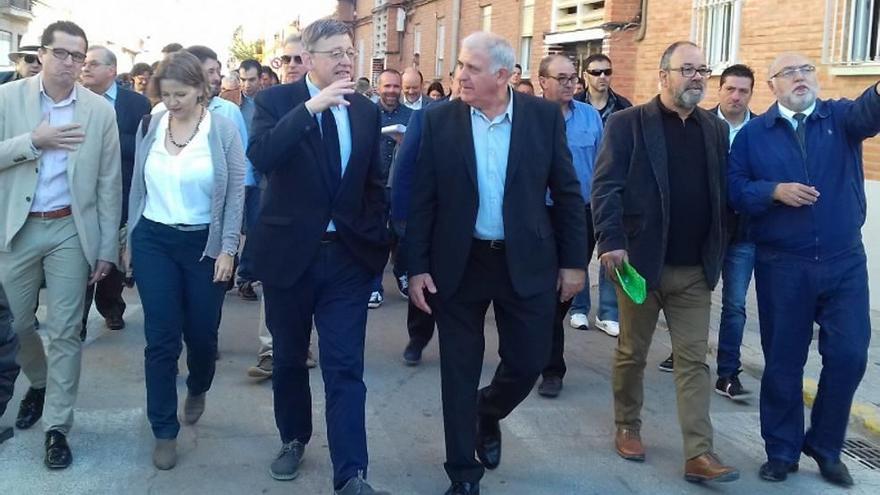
[40,21,88,50]
[379,68,402,81]
[161,43,183,54]
[131,63,152,77]
[149,50,211,102]
[659,41,699,70]
[239,59,261,74]
[427,81,445,95]
[185,45,218,65]
[584,53,612,68]
[514,64,522,71]
[719,63,755,89]
[516,80,534,90]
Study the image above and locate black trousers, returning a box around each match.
[407,301,435,347]
[82,264,126,327]
[434,241,556,483]
[542,204,596,379]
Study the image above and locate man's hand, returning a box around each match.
[600,250,628,282]
[304,79,357,115]
[390,131,405,146]
[88,260,115,286]
[772,182,820,207]
[213,253,235,283]
[408,273,437,314]
[557,268,586,302]
[31,116,85,151]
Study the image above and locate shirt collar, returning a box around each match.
[103,81,118,103]
[38,75,77,106]
[716,106,750,128]
[777,100,816,121]
[471,86,514,124]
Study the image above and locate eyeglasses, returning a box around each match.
[22,54,41,65]
[586,68,613,77]
[43,46,87,64]
[310,48,357,61]
[280,55,303,65]
[543,74,579,86]
[84,60,110,69]
[770,64,816,80]
[667,66,712,78]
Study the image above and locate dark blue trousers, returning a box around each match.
[755,245,870,464]
[263,240,373,488]
[131,218,227,439]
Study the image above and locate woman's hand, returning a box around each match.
[214,253,235,283]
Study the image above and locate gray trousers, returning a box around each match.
[0,283,20,418]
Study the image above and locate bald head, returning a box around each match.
[767,52,819,112]
[402,67,423,103]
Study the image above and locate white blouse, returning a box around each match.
[143,111,214,225]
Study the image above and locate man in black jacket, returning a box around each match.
[592,41,738,483]
[80,45,151,334]
[408,32,586,495]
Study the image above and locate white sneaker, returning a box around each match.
[368,291,383,309]
[595,320,620,337]
[568,313,589,330]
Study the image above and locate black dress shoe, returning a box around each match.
[476,416,501,470]
[537,376,562,398]
[15,387,45,429]
[803,443,854,487]
[45,430,72,469]
[759,460,798,482]
[105,314,125,330]
[444,481,479,495]
[402,340,423,366]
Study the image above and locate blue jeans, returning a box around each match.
[716,241,755,378]
[570,265,619,321]
[131,218,227,439]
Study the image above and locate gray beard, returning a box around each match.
[675,88,704,109]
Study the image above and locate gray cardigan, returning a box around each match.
[127,110,245,259]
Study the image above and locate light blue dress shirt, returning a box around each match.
[563,99,603,204]
[306,73,352,232]
[103,81,118,105]
[471,89,514,240]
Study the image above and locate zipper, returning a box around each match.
[790,121,820,261]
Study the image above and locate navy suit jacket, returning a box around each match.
[246,78,389,288]
[390,108,426,222]
[114,86,152,224]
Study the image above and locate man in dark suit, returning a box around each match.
[80,45,151,333]
[246,19,390,495]
[591,41,738,483]
[0,283,19,442]
[408,32,587,495]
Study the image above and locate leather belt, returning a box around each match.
[168,223,209,232]
[473,238,505,250]
[28,206,72,219]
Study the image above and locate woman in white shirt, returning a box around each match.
[125,51,245,470]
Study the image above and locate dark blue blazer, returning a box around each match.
[246,78,389,288]
[390,108,426,222]
[114,86,152,224]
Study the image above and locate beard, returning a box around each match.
[780,88,817,112]
[674,85,705,109]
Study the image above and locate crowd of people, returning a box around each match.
[0,15,876,495]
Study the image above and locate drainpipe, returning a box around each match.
[636,0,648,41]
[451,0,461,62]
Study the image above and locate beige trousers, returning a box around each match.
[612,264,714,459]
[0,216,90,433]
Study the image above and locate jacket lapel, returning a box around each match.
[504,92,525,190]
[24,76,42,134]
[455,100,478,189]
[340,93,362,195]
[641,97,670,214]
[696,109,722,225]
[66,84,91,179]
[294,80,334,197]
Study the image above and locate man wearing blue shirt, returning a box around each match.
[535,54,603,398]
[728,53,880,487]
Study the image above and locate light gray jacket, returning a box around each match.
[127,110,245,259]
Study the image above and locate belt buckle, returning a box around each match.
[489,240,504,250]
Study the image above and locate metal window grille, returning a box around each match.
[824,0,880,64]
[691,0,743,69]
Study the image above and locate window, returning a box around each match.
[482,5,493,32]
[553,0,605,32]
[824,0,880,64]
[0,31,11,70]
[414,26,422,56]
[436,21,446,77]
[691,0,743,70]
[520,0,535,77]
[357,39,365,78]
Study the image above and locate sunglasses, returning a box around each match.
[280,55,303,65]
[22,54,41,65]
[586,68,613,77]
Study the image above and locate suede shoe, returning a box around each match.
[183,392,206,425]
[270,440,305,480]
[614,427,645,461]
[803,443,854,487]
[476,416,501,470]
[335,474,390,494]
[445,481,479,495]
[15,387,45,430]
[684,452,739,483]
[44,430,72,469]
[153,438,177,470]
[759,460,798,482]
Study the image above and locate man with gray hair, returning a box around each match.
[592,40,738,482]
[281,34,308,84]
[408,32,587,495]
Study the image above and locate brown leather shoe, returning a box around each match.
[684,452,740,483]
[615,427,645,461]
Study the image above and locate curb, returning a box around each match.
[803,378,880,438]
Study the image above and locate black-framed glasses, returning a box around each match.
[586,68,613,77]
[310,48,357,61]
[23,54,41,65]
[543,74,579,86]
[667,65,712,78]
[770,64,816,80]
[281,54,303,65]
[43,46,87,63]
